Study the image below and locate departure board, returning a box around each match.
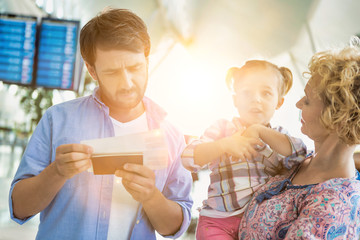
[0,14,37,85]
[35,18,80,90]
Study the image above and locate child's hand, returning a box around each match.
[242,124,262,139]
[242,124,268,150]
[219,131,263,161]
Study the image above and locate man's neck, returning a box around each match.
[109,102,145,123]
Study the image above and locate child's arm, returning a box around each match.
[181,119,263,171]
[243,124,307,170]
[193,133,263,167]
[181,120,228,171]
[243,124,292,156]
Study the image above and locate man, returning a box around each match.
[9,8,193,240]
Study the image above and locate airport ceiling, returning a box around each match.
[2,0,360,85]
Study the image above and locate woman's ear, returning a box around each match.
[85,62,98,81]
[276,97,285,109]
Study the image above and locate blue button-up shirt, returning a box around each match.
[9,88,193,240]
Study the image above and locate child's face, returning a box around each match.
[232,69,284,127]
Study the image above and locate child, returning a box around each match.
[181,60,307,240]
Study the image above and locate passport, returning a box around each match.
[91,153,143,175]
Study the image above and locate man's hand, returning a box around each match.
[54,144,93,179]
[115,164,185,236]
[115,164,157,203]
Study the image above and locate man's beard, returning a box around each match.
[98,79,147,110]
[113,87,143,109]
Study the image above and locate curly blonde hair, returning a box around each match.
[226,60,293,98]
[307,38,360,145]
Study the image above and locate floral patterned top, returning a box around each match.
[238,160,360,239]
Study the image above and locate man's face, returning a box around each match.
[87,48,148,113]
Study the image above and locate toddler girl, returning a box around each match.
[182,60,307,240]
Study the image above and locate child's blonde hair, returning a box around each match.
[307,37,360,145]
[225,60,293,98]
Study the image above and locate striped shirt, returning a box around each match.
[181,117,307,213]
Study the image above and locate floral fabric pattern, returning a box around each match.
[239,166,360,239]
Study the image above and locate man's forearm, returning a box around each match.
[142,189,183,236]
[12,162,67,219]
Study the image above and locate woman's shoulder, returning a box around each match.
[306,176,360,207]
[317,175,360,192]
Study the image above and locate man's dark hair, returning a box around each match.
[80,8,151,65]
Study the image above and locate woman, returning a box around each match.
[238,38,360,239]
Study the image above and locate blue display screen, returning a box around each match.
[0,15,37,85]
[36,19,80,90]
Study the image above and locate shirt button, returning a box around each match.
[136,220,140,224]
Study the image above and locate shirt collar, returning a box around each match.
[91,87,105,107]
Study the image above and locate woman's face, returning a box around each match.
[296,75,329,142]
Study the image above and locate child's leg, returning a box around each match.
[195,215,242,240]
